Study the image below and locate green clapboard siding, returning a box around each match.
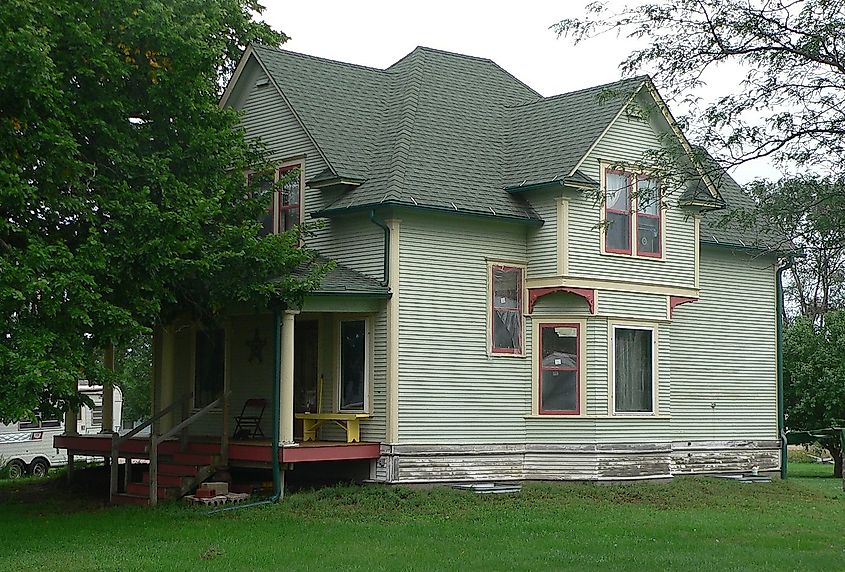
[566,108,697,288]
[668,246,778,441]
[397,213,530,444]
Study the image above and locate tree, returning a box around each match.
[115,334,153,425]
[0,1,327,422]
[555,1,845,170]
[744,177,845,324]
[784,311,845,477]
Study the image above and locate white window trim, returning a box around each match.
[531,317,588,416]
[608,321,659,416]
[599,163,666,262]
[487,260,527,358]
[336,316,372,414]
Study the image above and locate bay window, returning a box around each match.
[612,325,655,414]
[490,265,524,354]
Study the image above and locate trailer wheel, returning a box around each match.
[30,458,49,478]
[6,459,27,480]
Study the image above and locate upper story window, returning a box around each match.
[248,162,304,236]
[277,165,302,232]
[603,168,662,258]
[490,265,524,355]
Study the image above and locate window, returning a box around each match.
[18,417,61,430]
[613,326,655,414]
[277,165,302,232]
[247,163,303,236]
[194,328,225,408]
[603,168,662,257]
[248,170,275,236]
[636,177,661,256]
[339,319,367,412]
[539,324,580,414]
[490,265,523,354]
[605,171,632,254]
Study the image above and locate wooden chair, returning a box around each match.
[233,398,267,439]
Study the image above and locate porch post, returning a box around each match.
[160,326,176,434]
[221,318,231,463]
[63,406,78,481]
[101,344,115,433]
[280,309,298,445]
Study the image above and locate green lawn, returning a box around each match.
[0,464,842,571]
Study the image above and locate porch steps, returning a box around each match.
[111,444,222,506]
[170,452,218,466]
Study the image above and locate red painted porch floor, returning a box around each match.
[53,434,381,465]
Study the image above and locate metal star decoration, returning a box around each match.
[246,328,266,364]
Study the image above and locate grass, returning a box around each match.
[0,464,842,571]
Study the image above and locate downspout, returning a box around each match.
[776,257,794,480]
[210,310,283,514]
[368,210,390,286]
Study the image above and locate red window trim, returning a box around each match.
[490,265,523,355]
[277,165,302,233]
[538,322,580,415]
[604,169,633,255]
[635,174,662,258]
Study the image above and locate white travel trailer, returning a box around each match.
[0,383,123,479]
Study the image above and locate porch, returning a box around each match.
[55,260,390,504]
[53,434,381,465]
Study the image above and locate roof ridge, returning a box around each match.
[506,75,649,109]
[384,49,427,197]
[252,43,386,74]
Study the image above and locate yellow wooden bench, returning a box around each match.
[295,413,370,443]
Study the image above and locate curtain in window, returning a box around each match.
[614,328,653,412]
[340,320,366,411]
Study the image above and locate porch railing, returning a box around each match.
[109,391,229,505]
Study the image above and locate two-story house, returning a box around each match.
[57,44,784,503]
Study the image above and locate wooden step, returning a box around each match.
[126,482,174,500]
[170,452,218,465]
[185,442,221,455]
[158,463,202,477]
[111,493,150,506]
[142,472,188,488]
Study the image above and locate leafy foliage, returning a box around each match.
[114,335,153,424]
[0,1,327,422]
[555,0,845,169]
[746,177,845,322]
[784,311,845,476]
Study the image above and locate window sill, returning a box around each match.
[524,414,671,420]
[600,250,666,262]
[488,351,527,359]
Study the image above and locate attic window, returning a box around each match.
[248,162,305,236]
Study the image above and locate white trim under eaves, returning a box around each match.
[642,82,720,201]
[246,48,336,177]
[219,44,255,109]
[568,80,647,178]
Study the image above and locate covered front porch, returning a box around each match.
[55,262,390,504]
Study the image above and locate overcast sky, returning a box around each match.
[262,1,775,184]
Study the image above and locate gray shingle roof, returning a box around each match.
[250,45,782,252]
[296,256,390,297]
[699,162,792,252]
[504,77,647,189]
